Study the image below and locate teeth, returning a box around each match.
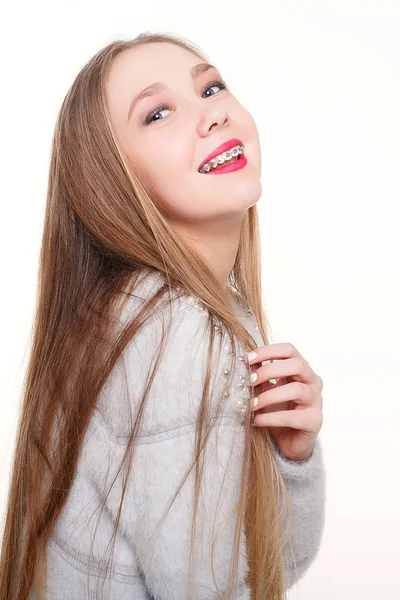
[198,145,244,173]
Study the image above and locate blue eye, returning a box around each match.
[201,79,228,98]
[144,79,228,125]
[144,105,171,125]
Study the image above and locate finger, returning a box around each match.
[251,381,313,411]
[250,357,315,387]
[244,342,303,365]
[252,406,319,430]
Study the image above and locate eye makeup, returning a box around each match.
[142,79,229,126]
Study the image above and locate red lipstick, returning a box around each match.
[198,137,243,171]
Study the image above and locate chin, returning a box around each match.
[234,177,262,206]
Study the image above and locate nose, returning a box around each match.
[196,105,228,137]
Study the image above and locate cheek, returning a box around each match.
[238,109,262,171]
[242,110,260,146]
[155,174,210,220]
[133,144,205,220]
[141,136,191,186]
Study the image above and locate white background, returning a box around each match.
[1,1,399,597]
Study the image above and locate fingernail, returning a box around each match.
[245,352,258,363]
[252,397,259,407]
[250,372,258,383]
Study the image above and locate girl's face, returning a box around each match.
[106,42,262,226]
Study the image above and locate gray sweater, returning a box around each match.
[33,271,325,599]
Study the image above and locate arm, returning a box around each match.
[91,296,252,600]
[273,437,326,589]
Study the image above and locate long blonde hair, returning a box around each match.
[0,32,296,599]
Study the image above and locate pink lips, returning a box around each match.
[197,137,243,171]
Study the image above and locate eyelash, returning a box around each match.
[144,79,229,125]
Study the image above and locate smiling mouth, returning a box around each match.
[198,144,245,173]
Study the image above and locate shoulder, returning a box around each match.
[120,269,214,360]
[95,271,250,438]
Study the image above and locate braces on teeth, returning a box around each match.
[198,144,244,173]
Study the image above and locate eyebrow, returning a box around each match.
[126,62,217,122]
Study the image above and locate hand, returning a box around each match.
[245,342,323,462]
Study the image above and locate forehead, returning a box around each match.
[109,42,201,84]
[106,43,205,122]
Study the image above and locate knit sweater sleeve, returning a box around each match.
[273,436,326,589]
[88,288,325,598]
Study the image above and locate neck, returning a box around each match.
[171,212,246,286]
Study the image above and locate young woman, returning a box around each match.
[0,32,326,600]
